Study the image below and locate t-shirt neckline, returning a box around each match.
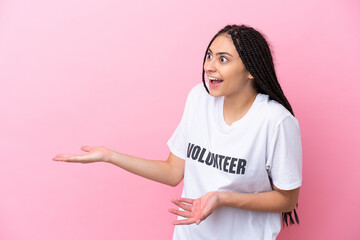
[217,93,261,131]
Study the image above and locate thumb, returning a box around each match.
[81,145,92,152]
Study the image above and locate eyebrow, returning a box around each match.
[208,48,233,57]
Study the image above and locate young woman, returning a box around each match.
[53,24,302,240]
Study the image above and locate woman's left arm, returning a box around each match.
[219,186,299,213]
[169,187,299,225]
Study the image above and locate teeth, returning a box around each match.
[209,76,222,81]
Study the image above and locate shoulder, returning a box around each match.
[185,82,212,103]
[256,93,299,130]
[188,82,209,97]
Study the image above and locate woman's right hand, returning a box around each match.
[52,145,113,164]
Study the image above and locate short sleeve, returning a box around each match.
[266,115,303,190]
[166,86,195,160]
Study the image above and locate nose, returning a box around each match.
[204,58,216,73]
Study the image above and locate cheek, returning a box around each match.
[203,62,208,70]
[224,68,244,83]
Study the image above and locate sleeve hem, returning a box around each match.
[273,180,302,190]
[167,142,186,160]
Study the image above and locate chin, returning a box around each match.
[209,90,224,98]
[206,82,224,97]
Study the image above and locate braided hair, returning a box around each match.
[202,24,299,226]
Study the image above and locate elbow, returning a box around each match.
[273,186,300,212]
[167,170,184,187]
[167,178,182,187]
[283,201,297,212]
[168,182,179,187]
[282,195,299,212]
[167,175,183,187]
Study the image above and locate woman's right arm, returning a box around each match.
[52,145,185,187]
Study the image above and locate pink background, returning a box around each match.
[1,0,359,239]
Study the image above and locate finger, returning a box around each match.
[81,145,92,152]
[172,218,196,225]
[196,218,201,225]
[171,200,192,211]
[175,198,195,204]
[64,154,91,162]
[53,154,87,162]
[168,209,192,218]
[52,154,72,161]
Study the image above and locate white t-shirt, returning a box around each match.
[167,83,302,240]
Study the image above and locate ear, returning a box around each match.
[248,73,254,80]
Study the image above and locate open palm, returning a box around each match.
[169,191,219,225]
[52,145,112,163]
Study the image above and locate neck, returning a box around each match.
[223,87,258,125]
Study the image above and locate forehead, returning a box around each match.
[209,34,237,54]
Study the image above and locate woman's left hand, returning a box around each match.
[168,191,220,225]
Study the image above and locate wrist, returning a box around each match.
[216,191,241,208]
[215,191,226,207]
[104,149,117,164]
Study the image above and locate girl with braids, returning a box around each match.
[53,24,302,240]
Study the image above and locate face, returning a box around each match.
[204,34,255,98]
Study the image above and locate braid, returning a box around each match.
[202,24,299,226]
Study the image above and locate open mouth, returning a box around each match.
[208,76,223,86]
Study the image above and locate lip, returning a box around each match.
[209,79,223,88]
[206,75,224,88]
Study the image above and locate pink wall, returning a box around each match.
[1,0,359,239]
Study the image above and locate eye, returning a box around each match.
[220,56,228,62]
[206,52,212,59]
